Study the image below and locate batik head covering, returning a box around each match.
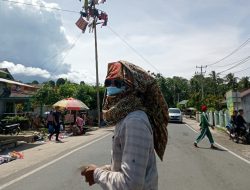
[102,60,168,161]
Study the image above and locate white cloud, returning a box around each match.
[0,0,70,74]
[56,70,96,84]
[0,61,95,84]
[0,61,51,78]
[0,0,249,84]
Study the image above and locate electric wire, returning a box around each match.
[41,32,82,71]
[61,33,82,63]
[108,26,161,74]
[207,37,250,66]
[3,0,249,77]
[1,0,79,13]
[217,56,250,74]
[51,32,82,73]
[233,66,250,74]
[2,0,162,74]
[211,55,250,68]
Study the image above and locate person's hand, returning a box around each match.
[81,164,97,186]
[211,125,215,130]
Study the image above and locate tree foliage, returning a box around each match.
[155,71,249,111]
[32,72,249,112]
[32,80,106,110]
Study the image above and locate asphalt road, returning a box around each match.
[1,123,250,190]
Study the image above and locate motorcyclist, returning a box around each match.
[235,109,247,143]
[231,110,238,127]
[227,110,238,139]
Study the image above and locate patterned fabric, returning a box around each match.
[102,60,168,160]
[94,110,158,190]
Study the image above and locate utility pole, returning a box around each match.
[76,0,108,127]
[93,4,100,128]
[195,65,207,100]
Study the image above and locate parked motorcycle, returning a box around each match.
[0,121,21,135]
[226,122,250,144]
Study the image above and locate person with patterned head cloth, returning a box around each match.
[81,61,169,190]
[194,105,217,149]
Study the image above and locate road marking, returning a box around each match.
[185,124,250,165]
[0,132,112,190]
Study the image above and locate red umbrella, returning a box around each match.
[53,97,89,111]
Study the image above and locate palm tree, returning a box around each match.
[238,76,250,90]
[224,73,238,90]
[209,71,220,95]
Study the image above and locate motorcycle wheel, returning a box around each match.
[11,127,21,136]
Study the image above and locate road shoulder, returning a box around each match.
[0,127,113,181]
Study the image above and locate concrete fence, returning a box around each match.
[196,110,230,128]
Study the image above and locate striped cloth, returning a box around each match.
[94,110,158,190]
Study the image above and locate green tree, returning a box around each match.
[75,84,93,108]
[208,71,220,95]
[155,74,173,106]
[32,84,59,106]
[203,95,224,110]
[48,80,56,87]
[238,76,250,91]
[224,73,238,90]
[172,76,189,104]
[31,80,39,84]
[58,82,77,98]
[56,78,66,86]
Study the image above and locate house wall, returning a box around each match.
[226,90,241,115]
[242,95,250,123]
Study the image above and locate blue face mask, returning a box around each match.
[106,86,125,96]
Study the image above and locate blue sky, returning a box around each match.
[0,0,249,84]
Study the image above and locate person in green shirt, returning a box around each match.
[194,105,217,149]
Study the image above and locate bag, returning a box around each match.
[48,124,55,133]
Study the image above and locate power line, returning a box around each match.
[218,56,250,74]
[51,32,82,73]
[108,26,161,74]
[3,0,162,74]
[207,37,250,66]
[1,0,79,13]
[210,55,250,68]
[233,66,250,74]
[42,33,83,68]
[61,33,82,63]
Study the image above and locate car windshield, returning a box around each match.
[169,109,181,113]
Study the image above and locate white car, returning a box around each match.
[168,108,183,123]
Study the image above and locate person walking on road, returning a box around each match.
[46,111,54,128]
[194,105,217,149]
[81,61,169,190]
[49,106,61,142]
